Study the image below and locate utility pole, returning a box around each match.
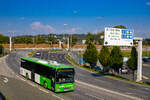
[59,40,62,49]
[67,37,69,50]
[134,37,143,82]
[9,36,12,52]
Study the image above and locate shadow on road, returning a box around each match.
[91,73,104,77]
[145,81,150,85]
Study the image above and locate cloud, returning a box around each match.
[93,29,99,34]
[64,28,80,33]
[30,22,55,33]
[96,16,103,20]
[70,28,79,33]
[73,10,78,14]
[146,2,150,6]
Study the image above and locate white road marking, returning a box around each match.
[3,77,8,83]
[85,93,105,100]
[76,80,143,100]
[142,75,149,79]
[52,94,64,100]
[39,88,49,93]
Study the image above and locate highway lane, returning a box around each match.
[6,50,150,100]
[39,50,150,100]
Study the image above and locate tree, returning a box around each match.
[127,47,137,81]
[14,36,33,44]
[85,32,94,44]
[83,42,98,68]
[99,46,110,72]
[48,34,55,44]
[0,34,9,44]
[35,35,46,44]
[113,25,127,29]
[69,36,78,47]
[96,31,104,45]
[25,36,33,44]
[0,45,4,55]
[109,46,123,73]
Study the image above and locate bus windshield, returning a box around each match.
[56,69,74,83]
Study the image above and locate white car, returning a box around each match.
[36,52,41,56]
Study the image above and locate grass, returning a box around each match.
[122,51,150,57]
[50,49,63,53]
[65,54,150,87]
[0,92,8,100]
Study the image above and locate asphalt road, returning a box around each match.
[5,50,150,100]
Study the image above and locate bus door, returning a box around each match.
[50,76,55,91]
[51,70,55,91]
[31,69,35,81]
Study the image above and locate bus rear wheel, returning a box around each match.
[43,81,48,88]
[25,73,29,79]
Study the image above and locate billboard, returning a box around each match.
[104,27,133,46]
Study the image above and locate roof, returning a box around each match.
[21,57,74,70]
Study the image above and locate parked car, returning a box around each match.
[94,66,101,72]
[36,52,41,56]
[142,56,150,62]
[121,66,130,74]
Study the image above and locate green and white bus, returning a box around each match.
[20,57,75,92]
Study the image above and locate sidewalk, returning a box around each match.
[0,56,16,78]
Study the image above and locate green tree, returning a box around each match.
[83,42,98,68]
[85,32,94,44]
[127,47,137,81]
[25,36,33,44]
[109,46,123,73]
[96,31,104,45]
[113,25,127,29]
[99,46,110,72]
[69,36,78,47]
[0,34,9,44]
[48,34,55,44]
[35,35,46,44]
[0,45,4,55]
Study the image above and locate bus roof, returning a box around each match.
[21,57,74,70]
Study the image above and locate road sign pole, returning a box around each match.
[136,38,143,82]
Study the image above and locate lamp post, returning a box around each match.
[9,31,15,52]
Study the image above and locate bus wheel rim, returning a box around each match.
[44,82,47,88]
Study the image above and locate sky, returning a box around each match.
[0,0,150,38]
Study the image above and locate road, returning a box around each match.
[4,50,150,100]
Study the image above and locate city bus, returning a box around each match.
[20,57,75,92]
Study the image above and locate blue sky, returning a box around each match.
[0,0,150,38]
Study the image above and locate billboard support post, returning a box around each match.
[134,37,143,82]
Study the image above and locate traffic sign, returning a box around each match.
[104,27,133,46]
